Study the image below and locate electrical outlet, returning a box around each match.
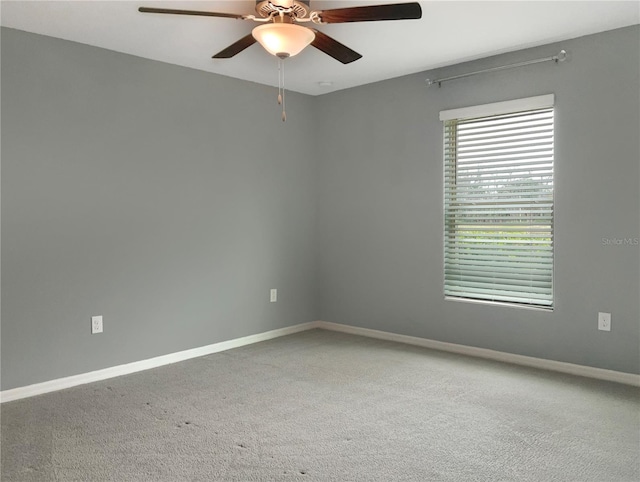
[270,289,277,303]
[597,312,611,332]
[91,315,103,334]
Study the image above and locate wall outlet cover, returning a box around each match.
[597,312,611,332]
[91,315,103,334]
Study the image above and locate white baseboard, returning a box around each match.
[3,319,637,403]
[317,321,640,387]
[0,321,322,403]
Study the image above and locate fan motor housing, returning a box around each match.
[255,1,311,18]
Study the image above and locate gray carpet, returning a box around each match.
[2,329,639,481]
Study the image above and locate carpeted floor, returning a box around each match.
[1,329,639,481]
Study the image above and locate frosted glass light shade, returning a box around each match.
[271,0,295,7]
[252,23,315,59]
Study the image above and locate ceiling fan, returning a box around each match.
[138,1,423,64]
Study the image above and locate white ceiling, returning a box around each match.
[2,1,639,95]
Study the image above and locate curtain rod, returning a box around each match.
[426,50,567,87]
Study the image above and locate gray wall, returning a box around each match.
[1,28,319,390]
[2,25,639,391]
[316,25,640,375]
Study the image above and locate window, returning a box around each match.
[441,95,554,309]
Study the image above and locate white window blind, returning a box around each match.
[443,97,554,308]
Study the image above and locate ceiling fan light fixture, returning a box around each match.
[252,23,315,59]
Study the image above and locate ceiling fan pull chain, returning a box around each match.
[277,58,283,105]
[281,60,287,122]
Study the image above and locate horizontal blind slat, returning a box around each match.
[444,106,554,308]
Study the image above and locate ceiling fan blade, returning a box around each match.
[311,30,362,64]
[138,7,244,20]
[212,34,257,59]
[316,2,422,24]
